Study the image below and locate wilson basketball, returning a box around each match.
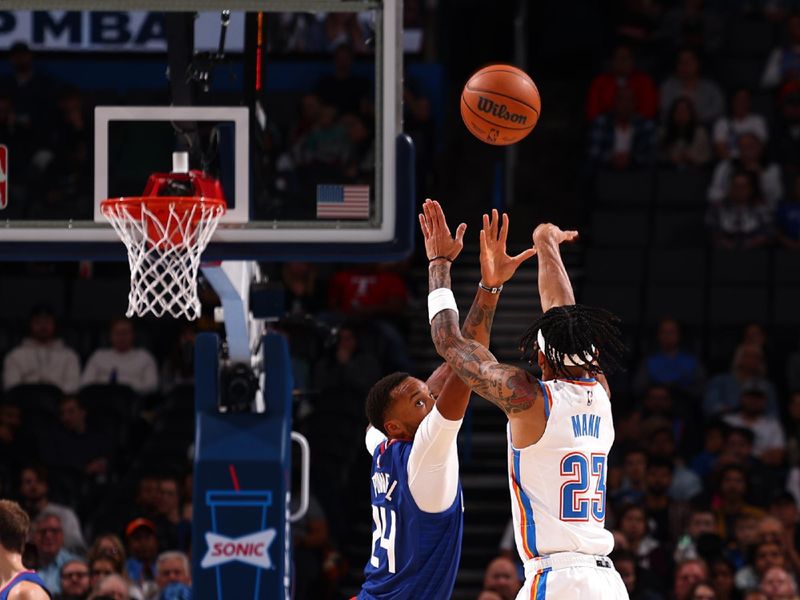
[460,64,541,146]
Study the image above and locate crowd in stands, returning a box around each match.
[586,10,800,251]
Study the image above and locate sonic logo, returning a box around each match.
[201,529,277,570]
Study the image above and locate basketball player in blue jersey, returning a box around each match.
[357,208,536,600]
[0,500,50,600]
[422,199,629,599]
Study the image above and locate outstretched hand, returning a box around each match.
[419,199,466,262]
[532,223,579,246]
[480,209,537,288]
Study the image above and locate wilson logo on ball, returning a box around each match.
[476,97,528,125]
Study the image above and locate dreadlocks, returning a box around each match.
[520,304,626,378]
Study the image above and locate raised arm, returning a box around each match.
[421,200,539,417]
[533,223,611,395]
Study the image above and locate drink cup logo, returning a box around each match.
[201,529,277,570]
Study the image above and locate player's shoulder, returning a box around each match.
[8,579,50,600]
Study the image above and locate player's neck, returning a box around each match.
[0,552,27,588]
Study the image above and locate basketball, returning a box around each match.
[460,64,541,146]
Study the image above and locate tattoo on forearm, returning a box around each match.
[428,262,451,292]
[462,302,496,343]
[431,310,534,414]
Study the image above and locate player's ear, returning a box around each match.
[384,419,402,437]
[536,350,546,370]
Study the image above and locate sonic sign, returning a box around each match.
[0,11,245,52]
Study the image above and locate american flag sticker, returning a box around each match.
[316,184,370,219]
[0,145,7,210]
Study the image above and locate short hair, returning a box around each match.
[618,503,646,522]
[726,426,755,445]
[20,463,48,484]
[156,551,190,575]
[520,305,626,377]
[60,557,88,576]
[34,507,62,528]
[0,500,30,553]
[365,372,410,435]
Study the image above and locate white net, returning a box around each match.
[101,197,226,320]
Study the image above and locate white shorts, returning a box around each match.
[517,553,629,600]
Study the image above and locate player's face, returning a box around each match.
[384,377,434,439]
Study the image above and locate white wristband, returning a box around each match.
[428,288,459,324]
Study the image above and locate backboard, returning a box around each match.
[0,0,413,262]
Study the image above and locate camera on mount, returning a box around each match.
[219,362,259,413]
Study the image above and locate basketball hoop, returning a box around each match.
[101,195,225,320]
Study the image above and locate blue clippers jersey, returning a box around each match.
[358,438,463,600]
[0,571,51,600]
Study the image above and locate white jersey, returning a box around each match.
[507,378,615,564]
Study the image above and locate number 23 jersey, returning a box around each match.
[358,438,463,600]
[508,378,614,561]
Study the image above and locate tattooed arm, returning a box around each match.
[421,200,539,418]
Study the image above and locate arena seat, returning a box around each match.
[0,277,66,322]
[591,210,650,247]
[584,248,645,283]
[774,288,800,326]
[594,170,653,207]
[581,283,642,324]
[644,284,705,326]
[69,278,131,323]
[775,249,800,285]
[710,248,769,284]
[652,209,707,247]
[722,19,774,57]
[655,169,710,208]
[708,286,769,326]
[647,248,706,284]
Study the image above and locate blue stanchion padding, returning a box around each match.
[192,332,294,600]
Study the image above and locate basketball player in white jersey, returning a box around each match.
[420,199,628,599]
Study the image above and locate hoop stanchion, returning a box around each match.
[101,196,226,320]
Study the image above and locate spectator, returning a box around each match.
[735,541,787,592]
[658,0,723,56]
[713,465,765,545]
[612,447,649,506]
[154,551,190,593]
[2,306,81,393]
[160,325,195,394]
[587,86,656,170]
[585,44,659,121]
[88,556,119,592]
[33,510,79,594]
[57,558,91,600]
[281,262,325,316]
[291,489,333,600]
[0,42,52,131]
[124,518,159,590]
[704,344,779,418]
[675,507,718,562]
[690,581,718,600]
[690,421,728,480]
[477,592,504,600]
[341,112,374,182]
[713,88,769,160]
[634,317,706,400]
[660,49,725,124]
[314,43,370,117]
[762,14,800,89]
[610,548,664,600]
[615,503,670,586]
[90,574,129,600]
[87,534,126,570]
[759,566,799,599]
[777,172,800,250]
[769,492,800,552]
[758,515,800,575]
[19,465,85,553]
[659,97,712,168]
[37,395,114,481]
[773,83,800,166]
[327,264,412,372]
[675,559,711,600]
[728,512,762,570]
[292,100,353,175]
[709,557,738,600]
[482,556,521,600]
[745,591,769,600]
[723,386,786,466]
[646,426,703,500]
[0,401,28,488]
[644,456,692,544]
[153,476,190,553]
[708,133,783,209]
[81,318,159,395]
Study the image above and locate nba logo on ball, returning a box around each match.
[0,144,8,210]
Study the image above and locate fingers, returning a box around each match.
[490,208,499,241]
[564,230,580,243]
[479,228,487,253]
[455,223,467,244]
[431,200,449,233]
[418,213,430,238]
[482,213,490,237]
[512,247,537,264]
[500,212,509,245]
